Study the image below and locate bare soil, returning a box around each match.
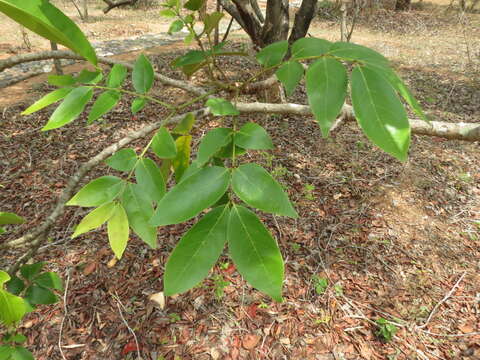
[0,1,479,360]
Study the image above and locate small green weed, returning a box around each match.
[168,313,181,323]
[303,183,315,200]
[212,275,230,299]
[375,318,398,342]
[312,276,328,295]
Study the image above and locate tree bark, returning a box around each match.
[83,0,89,21]
[102,0,138,14]
[231,0,264,47]
[395,0,411,11]
[261,0,289,45]
[288,0,319,44]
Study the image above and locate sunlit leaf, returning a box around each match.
[105,148,137,172]
[72,202,116,238]
[107,203,129,259]
[66,176,123,207]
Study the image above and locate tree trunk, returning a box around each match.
[395,0,411,11]
[288,0,319,44]
[50,42,63,75]
[83,0,88,21]
[261,0,289,45]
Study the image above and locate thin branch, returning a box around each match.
[58,268,71,360]
[113,292,141,359]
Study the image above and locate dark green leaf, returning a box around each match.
[291,37,331,60]
[0,0,97,64]
[152,127,177,159]
[234,122,273,150]
[351,66,410,161]
[71,202,116,238]
[171,50,207,68]
[20,262,45,281]
[6,276,24,296]
[306,57,347,137]
[66,176,123,207]
[107,64,128,88]
[132,54,154,94]
[135,158,166,203]
[47,74,75,87]
[172,135,191,182]
[24,285,57,305]
[0,271,25,326]
[105,148,137,172]
[206,98,239,116]
[256,40,288,67]
[328,41,389,67]
[203,12,223,34]
[164,205,229,295]
[21,87,72,115]
[87,90,121,124]
[150,166,230,226]
[41,86,93,131]
[232,163,297,218]
[121,183,157,248]
[168,19,184,34]
[173,113,196,134]
[107,203,129,259]
[228,205,284,302]
[33,272,63,291]
[197,128,232,165]
[75,69,102,84]
[0,212,24,225]
[131,97,147,114]
[9,346,34,360]
[215,141,246,159]
[0,345,14,359]
[275,61,304,97]
[184,0,205,10]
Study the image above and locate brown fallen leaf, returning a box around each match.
[242,334,261,350]
[83,262,96,276]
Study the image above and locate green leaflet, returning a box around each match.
[203,12,223,35]
[24,284,57,305]
[135,158,166,203]
[132,54,154,94]
[131,97,147,114]
[206,98,239,116]
[184,0,205,10]
[42,86,93,131]
[151,127,177,159]
[306,57,348,137]
[22,87,73,115]
[291,37,331,60]
[33,272,63,291]
[0,271,26,326]
[164,205,229,295]
[48,74,75,87]
[0,346,34,360]
[275,61,304,97]
[72,202,116,238]
[172,135,191,182]
[66,176,123,207]
[121,183,157,249]
[87,90,121,124]
[172,50,207,68]
[0,212,24,225]
[107,64,128,88]
[19,262,44,281]
[107,203,130,259]
[150,166,230,226]
[328,41,389,68]
[232,163,297,218]
[0,0,97,64]
[168,19,184,34]
[228,205,284,302]
[160,8,176,17]
[256,40,288,67]
[105,148,137,172]
[173,113,196,135]
[234,122,273,150]
[351,66,410,161]
[197,128,232,165]
[76,69,102,84]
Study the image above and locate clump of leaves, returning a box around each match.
[375,318,398,342]
[312,276,328,295]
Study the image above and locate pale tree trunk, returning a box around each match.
[83,0,89,21]
[395,0,411,10]
[50,41,63,75]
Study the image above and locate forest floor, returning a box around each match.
[1,1,480,360]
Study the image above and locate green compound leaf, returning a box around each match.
[151,127,177,159]
[67,176,123,207]
[351,66,410,162]
[206,98,239,116]
[6,276,25,296]
[197,128,232,165]
[172,50,207,68]
[203,12,223,35]
[121,183,157,248]
[33,272,63,291]
[25,284,57,305]
[234,122,273,150]
[306,57,348,137]
[160,8,176,17]
[228,205,284,302]
[87,90,121,124]
[105,148,137,172]
[168,19,184,34]
[75,69,102,84]
[135,158,166,204]
[173,113,196,135]
[232,163,297,218]
[150,166,230,226]
[328,41,389,67]
[42,86,93,131]
[0,0,97,65]
[275,61,304,97]
[71,202,116,238]
[107,64,128,88]
[164,205,229,296]
[19,262,45,281]
[132,54,154,94]
[48,74,76,87]
[291,37,331,60]
[5,346,34,360]
[21,87,73,115]
[256,40,288,67]
[107,203,130,259]
[0,271,26,326]
[0,212,24,225]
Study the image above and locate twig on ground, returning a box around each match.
[58,268,71,360]
[417,271,467,330]
[113,292,142,360]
